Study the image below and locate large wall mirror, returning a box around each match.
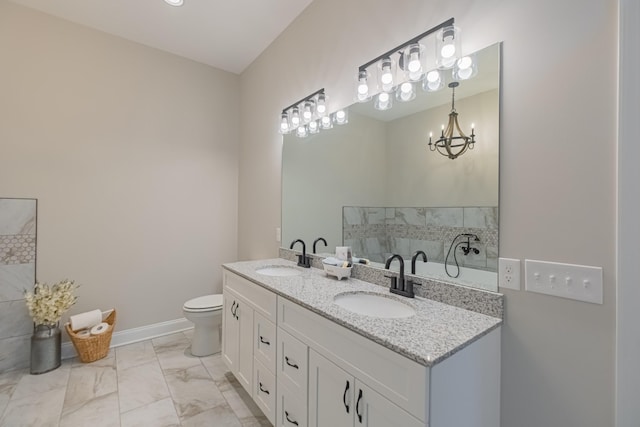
[282,43,500,291]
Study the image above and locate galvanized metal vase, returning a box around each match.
[30,323,61,375]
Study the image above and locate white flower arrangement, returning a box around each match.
[24,280,78,326]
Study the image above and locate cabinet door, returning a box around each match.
[308,350,354,427]
[354,381,424,427]
[236,295,254,394]
[222,289,240,372]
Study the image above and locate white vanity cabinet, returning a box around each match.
[222,270,278,424]
[222,268,501,427]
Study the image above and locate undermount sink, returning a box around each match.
[255,266,303,277]
[333,292,416,318]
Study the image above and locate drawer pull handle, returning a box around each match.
[259,382,270,395]
[285,356,299,369]
[356,388,363,423]
[260,336,270,345]
[343,380,350,413]
[285,411,299,426]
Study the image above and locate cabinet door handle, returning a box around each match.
[259,336,270,345]
[356,388,363,423]
[259,382,270,395]
[285,356,299,369]
[285,411,299,426]
[230,301,236,316]
[234,302,239,320]
[343,380,350,413]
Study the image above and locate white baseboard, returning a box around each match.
[62,317,193,360]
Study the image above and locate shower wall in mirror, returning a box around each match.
[0,198,37,373]
[282,43,500,291]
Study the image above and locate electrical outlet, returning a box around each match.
[499,258,521,290]
[275,227,281,243]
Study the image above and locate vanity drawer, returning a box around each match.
[277,382,307,427]
[254,358,276,425]
[254,312,276,374]
[277,328,308,401]
[224,270,277,323]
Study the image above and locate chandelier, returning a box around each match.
[428,82,475,159]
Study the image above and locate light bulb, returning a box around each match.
[334,109,348,125]
[320,116,332,129]
[458,56,472,69]
[336,110,346,120]
[296,125,308,138]
[302,101,314,123]
[316,94,327,115]
[309,120,319,134]
[290,107,300,127]
[357,82,369,95]
[398,82,414,101]
[279,113,289,133]
[379,58,394,91]
[441,43,455,59]
[381,70,393,85]
[458,67,473,79]
[426,70,440,83]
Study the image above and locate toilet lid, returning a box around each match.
[184,294,223,311]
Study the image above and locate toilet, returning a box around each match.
[183,294,223,357]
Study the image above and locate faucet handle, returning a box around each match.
[384,275,398,290]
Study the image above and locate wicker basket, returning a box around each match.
[65,309,116,363]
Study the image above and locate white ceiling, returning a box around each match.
[8,0,314,74]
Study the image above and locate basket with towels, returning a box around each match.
[65,309,116,363]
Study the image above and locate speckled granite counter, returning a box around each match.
[223,258,502,367]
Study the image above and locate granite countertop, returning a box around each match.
[223,258,502,367]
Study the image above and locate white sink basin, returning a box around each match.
[333,292,416,318]
[256,266,302,277]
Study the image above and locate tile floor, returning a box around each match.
[0,330,271,427]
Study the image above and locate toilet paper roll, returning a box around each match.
[90,322,109,336]
[76,329,91,338]
[70,309,102,332]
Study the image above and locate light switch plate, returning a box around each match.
[499,258,521,290]
[524,259,603,304]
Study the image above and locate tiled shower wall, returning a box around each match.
[0,198,37,373]
[343,206,498,271]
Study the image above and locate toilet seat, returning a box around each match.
[183,294,223,312]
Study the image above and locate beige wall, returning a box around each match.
[239,1,617,426]
[0,2,240,331]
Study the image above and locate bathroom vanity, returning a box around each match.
[222,258,502,427]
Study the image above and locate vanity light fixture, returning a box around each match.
[428,82,476,159]
[279,88,346,138]
[355,18,471,112]
[163,0,184,6]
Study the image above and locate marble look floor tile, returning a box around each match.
[220,374,266,422]
[164,364,226,420]
[59,391,120,427]
[154,333,202,371]
[0,386,66,427]
[241,415,272,427]
[11,361,71,399]
[63,355,117,410]
[120,396,180,427]
[201,354,230,387]
[115,340,157,371]
[118,359,170,413]
[181,403,242,427]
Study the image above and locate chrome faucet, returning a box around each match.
[384,254,414,298]
[312,237,327,254]
[290,239,311,268]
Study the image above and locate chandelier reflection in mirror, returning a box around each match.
[354,17,478,158]
[278,88,349,138]
[428,82,476,159]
